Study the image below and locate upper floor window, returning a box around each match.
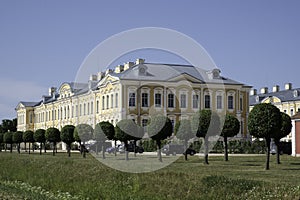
[115,93,119,108]
[180,94,187,108]
[228,95,234,110]
[192,94,199,109]
[155,93,162,107]
[106,95,109,109]
[142,93,149,107]
[204,95,210,109]
[91,102,93,114]
[168,93,174,108]
[217,95,222,109]
[240,97,243,111]
[84,103,86,115]
[102,96,105,110]
[96,100,99,113]
[129,92,136,107]
[111,94,114,108]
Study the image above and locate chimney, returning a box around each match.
[124,62,134,71]
[260,87,268,94]
[250,89,257,96]
[89,74,97,81]
[105,69,113,76]
[272,85,280,92]
[114,65,124,73]
[48,87,57,98]
[135,58,145,65]
[285,83,292,90]
[97,72,105,81]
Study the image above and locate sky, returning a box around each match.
[0,0,300,120]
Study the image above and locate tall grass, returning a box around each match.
[0,152,299,199]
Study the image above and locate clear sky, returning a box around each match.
[1,0,300,120]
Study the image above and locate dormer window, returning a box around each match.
[207,68,221,79]
[255,96,259,103]
[293,90,298,98]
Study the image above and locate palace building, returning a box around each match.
[16,59,251,138]
[249,83,300,142]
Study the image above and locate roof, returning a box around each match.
[249,88,300,106]
[19,101,40,107]
[111,63,249,86]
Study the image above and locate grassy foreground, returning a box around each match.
[0,152,299,199]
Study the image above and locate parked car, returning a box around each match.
[162,144,196,156]
[118,143,144,154]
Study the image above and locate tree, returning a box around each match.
[74,124,93,158]
[13,131,23,154]
[94,122,115,159]
[61,125,75,157]
[45,127,61,156]
[174,119,194,161]
[221,114,240,161]
[0,119,17,133]
[191,110,221,164]
[4,132,13,153]
[248,103,282,170]
[23,130,34,154]
[148,115,173,162]
[34,129,46,155]
[273,112,292,164]
[0,132,3,151]
[115,119,141,161]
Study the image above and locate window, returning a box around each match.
[284,110,287,113]
[204,95,210,109]
[96,100,99,113]
[129,92,136,107]
[91,102,93,114]
[180,94,187,108]
[106,95,109,109]
[111,94,113,108]
[155,93,162,107]
[298,108,300,113]
[87,103,90,115]
[228,96,234,109]
[84,103,86,115]
[192,94,199,109]
[115,93,118,108]
[60,108,63,119]
[29,113,33,123]
[75,105,78,117]
[79,105,82,116]
[291,109,294,116]
[142,93,148,107]
[102,96,105,110]
[168,93,174,108]
[67,106,70,118]
[240,97,243,111]
[217,95,222,109]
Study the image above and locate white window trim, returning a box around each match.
[216,90,224,112]
[192,90,200,110]
[167,89,176,111]
[204,90,212,109]
[154,88,163,109]
[128,87,137,109]
[141,87,150,109]
[179,89,188,110]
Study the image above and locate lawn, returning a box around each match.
[0,151,299,199]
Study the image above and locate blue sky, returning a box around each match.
[1,0,300,120]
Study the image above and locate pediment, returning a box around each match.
[168,73,203,83]
[261,96,281,104]
[98,74,119,87]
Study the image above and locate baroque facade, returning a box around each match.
[16,59,251,138]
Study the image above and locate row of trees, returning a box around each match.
[0,103,292,170]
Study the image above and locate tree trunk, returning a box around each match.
[44,142,46,153]
[32,143,34,152]
[265,137,271,170]
[79,142,83,155]
[275,139,281,164]
[102,142,105,159]
[157,140,162,162]
[83,142,86,158]
[95,142,99,155]
[125,141,129,161]
[224,136,229,161]
[68,144,71,157]
[204,137,209,165]
[40,143,42,155]
[53,142,55,156]
[18,143,20,154]
[28,143,31,154]
[114,141,117,156]
[10,143,12,153]
[133,140,137,157]
[184,140,188,161]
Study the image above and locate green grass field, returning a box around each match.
[0,151,299,199]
